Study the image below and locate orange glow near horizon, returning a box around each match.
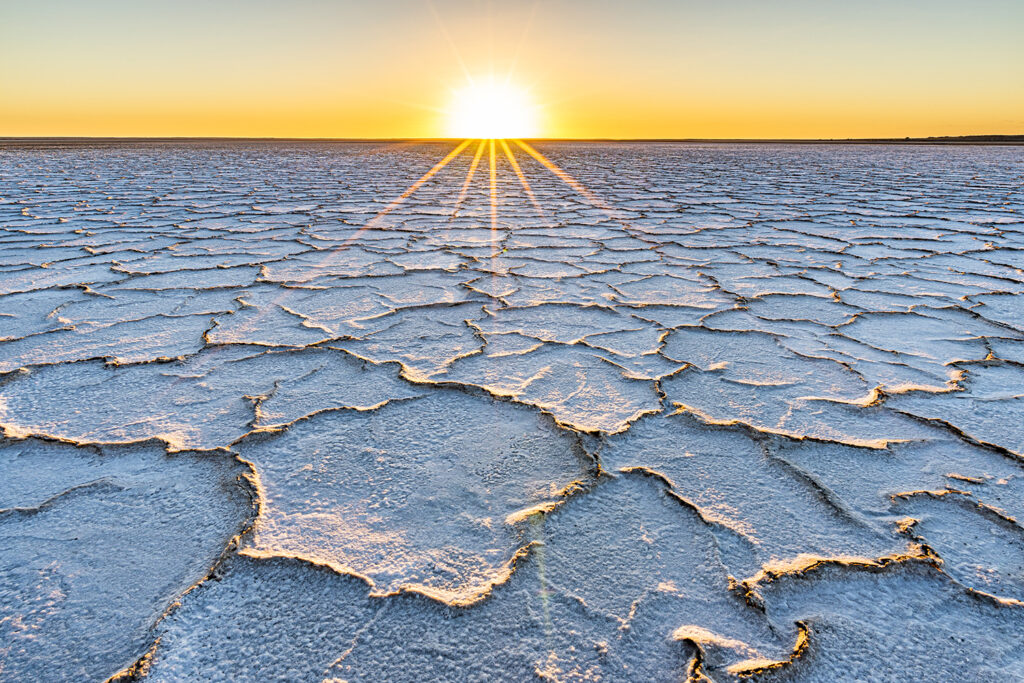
[1,2,1022,139]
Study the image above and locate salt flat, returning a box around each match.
[1,141,1023,681]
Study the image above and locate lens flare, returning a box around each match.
[447,77,538,139]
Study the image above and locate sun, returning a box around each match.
[447,77,539,139]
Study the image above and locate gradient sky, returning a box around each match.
[2,0,1022,138]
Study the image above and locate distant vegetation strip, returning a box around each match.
[1,135,1022,146]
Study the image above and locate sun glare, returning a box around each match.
[447,78,538,139]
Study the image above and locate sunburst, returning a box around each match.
[447,77,539,139]
[336,137,619,257]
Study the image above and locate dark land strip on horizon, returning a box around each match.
[1,135,1023,147]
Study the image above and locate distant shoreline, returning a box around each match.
[1,135,1022,146]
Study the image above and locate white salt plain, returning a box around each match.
[1,141,1023,680]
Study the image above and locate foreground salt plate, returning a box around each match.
[1,141,1023,680]
[0,438,250,680]
[240,390,593,602]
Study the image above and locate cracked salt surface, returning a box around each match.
[1,140,1023,681]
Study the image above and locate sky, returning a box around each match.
[2,0,1022,139]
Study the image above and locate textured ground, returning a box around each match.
[1,141,1023,681]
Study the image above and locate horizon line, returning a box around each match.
[1,134,1022,146]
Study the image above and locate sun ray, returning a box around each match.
[137,141,475,413]
[504,0,541,86]
[512,139,619,216]
[489,139,499,257]
[152,141,475,404]
[426,0,473,85]
[368,138,473,226]
[320,138,471,260]
[499,138,544,218]
[452,139,487,216]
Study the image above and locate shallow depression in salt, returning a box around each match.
[1,141,1023,681]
